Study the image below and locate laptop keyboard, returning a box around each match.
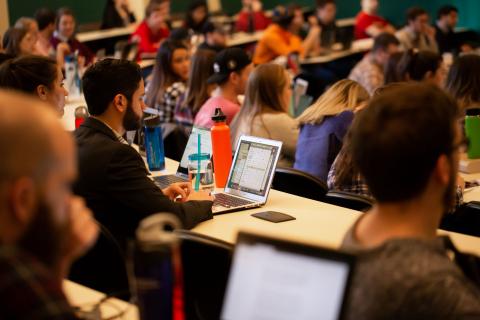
[214,193,255,208]
[154,175,187,189]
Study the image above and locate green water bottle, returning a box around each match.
[465,112,480,159]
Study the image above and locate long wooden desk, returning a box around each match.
[300,38,373,65]
[155,159,480,256]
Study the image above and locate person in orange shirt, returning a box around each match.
[253,5,320,66]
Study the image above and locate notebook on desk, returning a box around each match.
[153,127,212,189]
[212,136,282,214]
[221,232,355,320]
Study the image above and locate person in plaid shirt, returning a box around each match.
[0,91,98,319]
[348,33,399,95]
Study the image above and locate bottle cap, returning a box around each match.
[211,108,227,122]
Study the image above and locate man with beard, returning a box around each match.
[0,90,98,318]
[341,83,480,319]
[72,58,213,295]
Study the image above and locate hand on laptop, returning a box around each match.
[187,190,215,202]
[163,182,192,201]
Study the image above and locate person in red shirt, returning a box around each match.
[354,0,395,39]
[236,0,271,33]
[131,0,170,60]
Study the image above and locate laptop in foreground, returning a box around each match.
[221,232,355,320]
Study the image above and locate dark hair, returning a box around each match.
[34,8,56,31]
[0,55,57,94]
[2,27,29,56]
[316,0,335,9]
[56,7,75,30]
[396,50,442,82]
[350,83,458,202]
[445,54,480,109]
[82,58,142,116]
[372,32,399,52]
[437,5,458,20]
[182,49,216,115]
[185,0,208,32]
[272,4,301,29]
[406,6,428,22]
[146,40,188,109]
[384,51,404,84]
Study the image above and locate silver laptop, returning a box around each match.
[154,127,212,189]
[212,136,282,214]
[221,232,355,320]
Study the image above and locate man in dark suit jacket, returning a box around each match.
[70,58,214,295]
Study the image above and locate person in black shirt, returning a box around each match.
[198,22,227,53]
[315,0,339,49]
[101,0,136,29]
[435,5,458,54]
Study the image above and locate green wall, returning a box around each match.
[8,0,480,31]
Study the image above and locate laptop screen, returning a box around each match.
[221,233,354,320]
[178,127,212,173]
[227,140,280,197]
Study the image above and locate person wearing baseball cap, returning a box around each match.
[194,47,253,128]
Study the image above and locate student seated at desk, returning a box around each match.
[294,79,369,182]
[236,0,271,33]
[51,7,95,68]
[175,49,216,126]
[445,54,480,114]
[349,32,399,95]
[198,22,227,53]
[131,0,170,60]
[354,0,395,40]
[253,4,319,65]
[184,0,209,34]
[2,27,36,57]
[341,83,480,319]
[194,48,253,128]
[72,59,213,294]
[0,56,68,116]
[310,0,339,52]
[384,49,446,88]
[34,8,57,57]
[395,7,438,53]
[0,91,98,319]
[230,63,298,167]
[145,40,190,123]
[101,0,136,30]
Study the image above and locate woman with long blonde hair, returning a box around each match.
[230,63,298,167]
[294,79,369,182]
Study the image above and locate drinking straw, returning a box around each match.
[195,133,201,191]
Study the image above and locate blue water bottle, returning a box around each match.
[144,116,165,171]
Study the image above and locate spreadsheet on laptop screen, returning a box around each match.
[227,141,279,197]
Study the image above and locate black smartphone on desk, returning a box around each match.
[251,211,296,223]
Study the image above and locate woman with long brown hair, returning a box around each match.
[230,63,297,167]
[175,49,216,126]
[145,39,190,123]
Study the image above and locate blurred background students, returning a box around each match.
[131,0,170,60]
[34,8,57,57]
[435,5,459,55]
[445,54,480,114]
[101,0,136,30]
[2,27,36,57]
[236,0,271,33]
[395,7,438,53]
[184,0,209,34]
[355,0,395,39]
[198,22,227,53]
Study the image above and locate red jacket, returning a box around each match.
[131,20,170,58]
[236,11,271,33]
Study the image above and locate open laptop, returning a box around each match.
[153,127,212,189]
[212,136,282,214]
[221,232,355,320]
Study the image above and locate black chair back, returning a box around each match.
[323,190,374,212]
[175,230,234,320]
[272,167,328,201]
[441,201,480,237]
